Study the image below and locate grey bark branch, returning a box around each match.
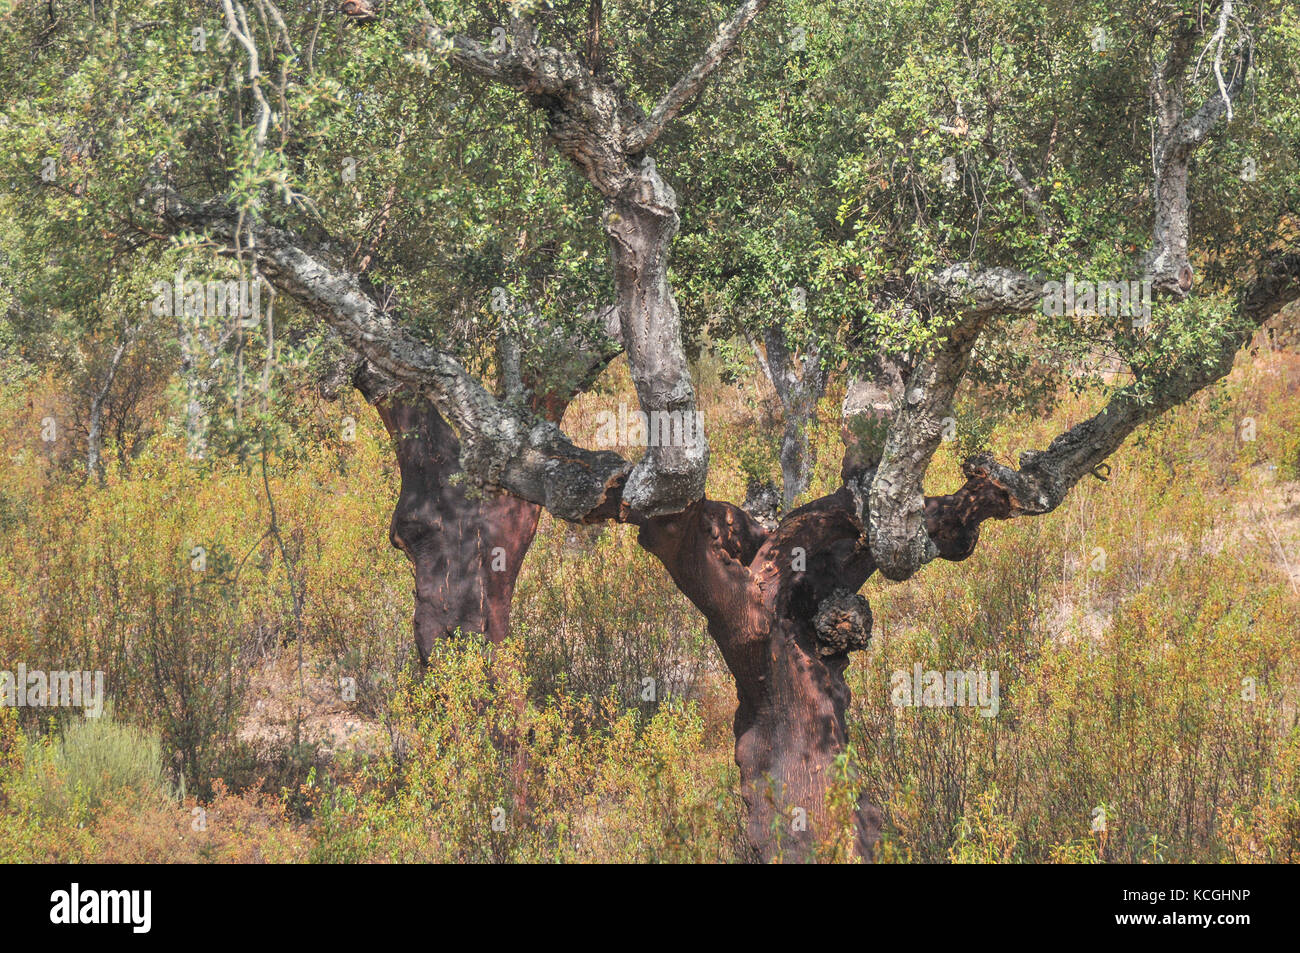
[933,250,1300,550]
[605,168,708,515]
[424,9,729,516]
[921,263,1048,314]
[753,325,827,508]
[148,187,631,521]
[864,16,1260,575]
[866,315,987,579]
[1147,13,1252,294]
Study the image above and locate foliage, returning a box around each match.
[308,637,744,863]
[7,706,170,824]
[0,0,1298,865]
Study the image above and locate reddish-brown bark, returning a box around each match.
[630,467,1053,861]
[373,393,543,658]
[635,490,881,860]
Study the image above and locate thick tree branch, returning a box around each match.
[922,263,1048,314]
[852,262,1042,579]
[417,6,710,516]
[865,315,987,579]
[148,187,632,520]
[924,250,1300,560]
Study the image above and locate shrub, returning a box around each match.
[92,780,310,863]
[11,707,171,822]
[309,637,744,863]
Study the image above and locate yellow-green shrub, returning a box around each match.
[309,637,743,863]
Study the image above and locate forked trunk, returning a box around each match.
[637,493,882,862]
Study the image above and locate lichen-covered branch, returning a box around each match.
[866,315,987,580]
[924,250,1300,560]
[147,188,632,521]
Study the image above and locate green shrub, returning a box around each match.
[14,707,172,821]
[309,637,744,863]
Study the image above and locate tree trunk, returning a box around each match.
[86,329,131,484]
[602,167,708,516]
[636,492,882,861]
[726,600,879,861]
[752,326,827,510]
[371,392,542,659]
[777,413,812,510]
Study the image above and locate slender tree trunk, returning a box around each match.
[777,413,812,509]
[86,391,107,481]
[86,328,131,484]
[752,327,827,509]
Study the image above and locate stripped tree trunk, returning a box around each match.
[637,491,880,861]
[371,392,542,658]
[346,314,617,657]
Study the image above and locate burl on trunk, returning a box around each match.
[637,490,883,861]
